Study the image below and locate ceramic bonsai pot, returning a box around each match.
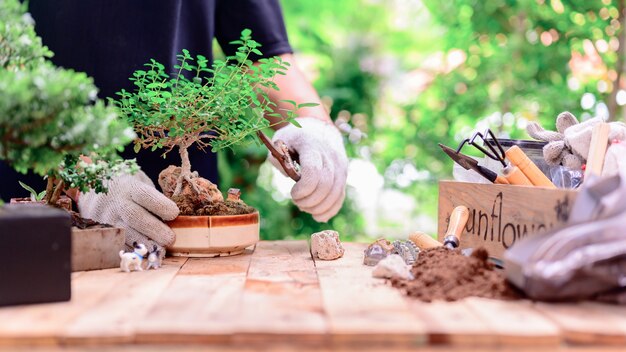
[166,212,260,257]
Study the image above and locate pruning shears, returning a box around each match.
[257,131,301,181]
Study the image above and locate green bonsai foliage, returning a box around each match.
[0,0,52,70]
[115,29,310,196]
[0,0,137,205]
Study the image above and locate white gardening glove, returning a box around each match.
[603,141,626,176]
[78,170,180,255]
[268,117,348,222]
[526,111,585,169]
[527,111,626,169]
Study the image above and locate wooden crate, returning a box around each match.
[71,227,125,271]
[437,180,578,260]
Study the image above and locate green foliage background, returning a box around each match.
[219,0,625,241]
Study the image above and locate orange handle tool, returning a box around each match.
[443,205,469,249]
[495,175,510,185]
[502,164,533,186]
[505,146,556,188]
[408,231,442,250]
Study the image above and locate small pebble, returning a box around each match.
[310,230,344,260]
[373,254,414,280]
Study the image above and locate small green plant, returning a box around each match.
[115,29,314,197]
[18,181,46,201]
[0,0,137,206]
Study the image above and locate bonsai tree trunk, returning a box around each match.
[172,143,201,197]
[44,176,64,206]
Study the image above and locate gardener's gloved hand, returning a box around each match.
[527,112,626,169]
[603,141,626,176]
[78,170,180,254]
[268,117,348,223]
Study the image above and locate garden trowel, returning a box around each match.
[409,205,504,268]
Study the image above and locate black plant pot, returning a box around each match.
[0,204,71,306]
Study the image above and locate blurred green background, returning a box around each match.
[220,0,626,241]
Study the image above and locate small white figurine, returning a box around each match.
[119,242,148,273]
[146,245,161,270]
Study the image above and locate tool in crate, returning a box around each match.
[440,128,556,188]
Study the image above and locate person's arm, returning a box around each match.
[263,54,332,129]
[264,55,348,223]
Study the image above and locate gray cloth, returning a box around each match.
[505,168,626,302]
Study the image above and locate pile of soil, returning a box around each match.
[159,165,255,216]
[390,247,522,302]
[70,211,111,229]
[171,195,255,216]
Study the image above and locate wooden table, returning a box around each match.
[1,241,625,351]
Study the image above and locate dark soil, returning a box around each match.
[70,211,111,229]
[171,195,255,216]
[390,247,522,302]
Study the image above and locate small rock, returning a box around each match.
[363,244,387,266]
[392,240,420,265]
[310,230,344,260]
[363,238,395,266]
[373,238,395,253]
[158,165,224,203]
[227,188,242,202]
[372,254,414,280]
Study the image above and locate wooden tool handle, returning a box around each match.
[584,122,611,179]
[503,165,533,186]
[444,206,469,248]
[505,146,556,188]
[495,175,510,185]
[408,232,442,250]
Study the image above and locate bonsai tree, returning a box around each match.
[114,29,313,214]
[0,0,137,206]
[0,0,51,71]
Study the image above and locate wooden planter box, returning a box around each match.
[71,227,125,272]
[10,196,72,211]
[437,180,578,260]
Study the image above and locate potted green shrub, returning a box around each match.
[114,30,310,257]
[0,0,137,271]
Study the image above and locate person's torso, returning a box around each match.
[25,0,221,185]
[28,0,218,99]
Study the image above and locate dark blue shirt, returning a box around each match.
[0,0,292,201]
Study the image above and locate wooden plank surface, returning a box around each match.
[0,269,129,346]
[1,240,625,350]
[314,242,426,346]
[438,180,577,260]
[62,257,187,344]
[534,302,626,345]
[135,250,254,344]
[464,297,561,346]
[233,241,327,343]
[406,300,496,346]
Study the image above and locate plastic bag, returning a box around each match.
[549,165,583,189]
